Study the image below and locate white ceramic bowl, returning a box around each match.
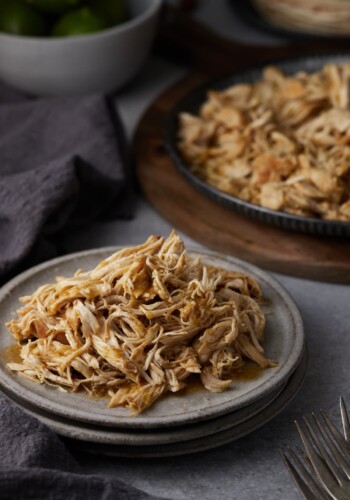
[0,0,162,96]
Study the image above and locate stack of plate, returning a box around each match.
[0,248,306,457]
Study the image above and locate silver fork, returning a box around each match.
[281,396,350,500]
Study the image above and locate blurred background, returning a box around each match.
[2,0,350,97]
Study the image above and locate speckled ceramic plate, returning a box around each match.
[2,378,286,446]
[10,348,307,457]
[0,247,304,429]
[164,54,350,237]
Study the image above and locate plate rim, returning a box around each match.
[164,53,350,237]
[2,350,309,456]
[2,379,287,446]
[0,246,305,428]
[42,348,308,457]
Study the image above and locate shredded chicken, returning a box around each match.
[178,62,350,221]
[6,232,274,415]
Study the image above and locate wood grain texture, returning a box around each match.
[135,10,350,283]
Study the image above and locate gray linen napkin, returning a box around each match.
[0,84,132,284]
[0,392,164,500]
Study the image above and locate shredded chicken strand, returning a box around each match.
[178,62,350,222]
[6,232,274,415]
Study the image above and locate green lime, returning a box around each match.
[52,7,109,37]
[0,0,47,36]
[25,0,82,15]
[89,0,128,27]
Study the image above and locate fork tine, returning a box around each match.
[313,413,350,480]
[320,410,350,460]
[281,450,324,500]
[295,420,339,493]
[302,416,343,485]
[297,445,312,468]
[289,448,330,500]
[340,397,350,442]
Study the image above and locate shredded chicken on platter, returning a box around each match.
[6,232,274,415]
[178,63,350,221]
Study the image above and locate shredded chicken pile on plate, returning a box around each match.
[6,232,274,415]
[178,63,350,221]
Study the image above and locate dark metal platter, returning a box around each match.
[164,54,350,237]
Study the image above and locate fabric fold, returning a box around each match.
[0,392,163,500]
[0,86,133,282]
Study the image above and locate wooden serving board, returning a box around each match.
[134,7,350,283]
